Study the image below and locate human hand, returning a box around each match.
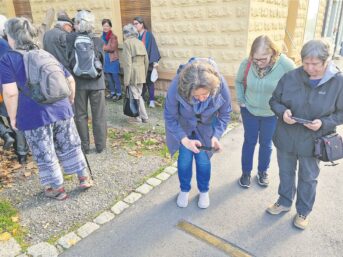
[283,109,296,125]
[304,119,322,131]
[181,137,201,153]
[211,136,222,152]
[10,119,17,131]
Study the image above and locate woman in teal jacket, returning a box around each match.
[235,35,295,188]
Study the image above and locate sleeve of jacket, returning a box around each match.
[269,74,289,118]
[103,34,118,53]
[234,58,248,105]
[320,76,343,131]
[213,77,232,139]
[148,32,161,64]
[164,77,187,142]
[122,41,132,86]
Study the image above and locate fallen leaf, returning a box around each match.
[0,232,11,241]
[23,171,31,177]
[26,161,36,169]
[11,216,19,222]
[68,239,77,246]
[11,163,22,170]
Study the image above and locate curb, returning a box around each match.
[8,122,240,257]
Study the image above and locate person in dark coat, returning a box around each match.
[268,39,343,230]
[133,16,161,108]
[66,10,107,154]
[164,58,231,209]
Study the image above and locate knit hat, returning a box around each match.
[57,11,73,25]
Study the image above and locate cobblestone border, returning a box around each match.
[7,122,239,257]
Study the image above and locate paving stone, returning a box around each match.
[111,201,129,215]
[57,232,81,249]
[0,236,21,257]
[55,244,64,254]
[27,242,58,257]
[156,172,170,181]
[146,177,162,187]
[164,166,177,175]
[135,183,153,194]
[93,211,115,225]
[123,192,142,204]
[76,222,100,239]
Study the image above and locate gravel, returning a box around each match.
[0,99,170,245]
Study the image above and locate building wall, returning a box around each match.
[151,0,251,95]
[247,0,289,54]
[0,0,15,17]
[315,0,328,38]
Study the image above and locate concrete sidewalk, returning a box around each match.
[60,124,343,257]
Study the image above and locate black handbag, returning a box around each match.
[314,133,343,163]
[123,86,140,117]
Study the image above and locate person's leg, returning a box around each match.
[146,70,155,107]
[276,149,297,207]
[74,89,90,153]
[194,151,211,193]
[240,107,259,175]
[105,73,116,98]
[177,144,194,192]
[89,90,107,153]
[0,117,14,150]
[131,84,148,121]
[113,72,122,96]
[296,157,320,216]
[14,130,29,164]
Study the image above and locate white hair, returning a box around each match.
[74,10,95,33]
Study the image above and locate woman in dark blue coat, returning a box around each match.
[164,58,231,209]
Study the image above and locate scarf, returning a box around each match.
[101,30,112,44]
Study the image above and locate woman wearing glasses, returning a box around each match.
[235,35,295,188]
[164,58,231,209]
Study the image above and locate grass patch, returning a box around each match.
[0,200,27,248]
[230,111,241,123]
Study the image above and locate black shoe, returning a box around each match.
[18,155,27,164]
[3,133,15,150]
[96,148,104,154]
[257,172,269,187]
[239,174,251,188]
[113,95,122,102]
[105,94,116,100]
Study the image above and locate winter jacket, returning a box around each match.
[235,54,295,117]
[103,31,119,62]
[164,74,232,158]
[122,36,149,86]
[269,63,343,157]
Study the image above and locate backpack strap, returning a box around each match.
[243,60,252,94]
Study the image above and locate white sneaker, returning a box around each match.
[176,191,189,208]
[149,100,155,108]
[198,192,210,209]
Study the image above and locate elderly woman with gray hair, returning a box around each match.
[122,23,149,123]
[0,17,92,200]
[268,39,343,229]
[164,58,231,209]
[66,10,107,153]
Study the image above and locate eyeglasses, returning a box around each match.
[253,57,269,63]
[133,22,140,25]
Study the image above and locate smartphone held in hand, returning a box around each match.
[292,117,312,124]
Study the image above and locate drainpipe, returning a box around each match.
[333,0,343,57]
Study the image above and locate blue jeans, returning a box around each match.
[105,72,122,96]
[241,107,277,174]
[177,144,211,193]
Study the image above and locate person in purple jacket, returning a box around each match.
[1,17,93,201]
[164,58,231,209]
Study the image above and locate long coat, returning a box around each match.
[103,31,119,62]
[122,36,149,86]
[164,74,232,158]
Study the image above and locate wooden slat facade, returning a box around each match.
[13,0,32,20]
[119,0,151,30]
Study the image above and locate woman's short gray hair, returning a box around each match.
[75,10,95,33]
[301,39,332,63]
[123,23,138,38]
[5,17,37,49]
[178,60,221,102]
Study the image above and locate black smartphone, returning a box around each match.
[197,146,218,152]
[292,116,312,124]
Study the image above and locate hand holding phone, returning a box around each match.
[196,146,218,153]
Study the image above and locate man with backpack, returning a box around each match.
[66,10,107,154]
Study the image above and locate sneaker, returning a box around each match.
[105,93,116,100]
[78,176,93,189]
[45,187,68,200]
[293,213,308,230]
[113,95,122,102]
[176,191,189,208]
[257,172,269,187]
[142,118,148,123]
[149,100,155,108]
[239,174,251,188]
[198,192,210,209]
[266,202,291,215]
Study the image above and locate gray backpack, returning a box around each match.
[73,35,102,79]
[18,49,71,104]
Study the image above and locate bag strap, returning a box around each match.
[243,61,252,94]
